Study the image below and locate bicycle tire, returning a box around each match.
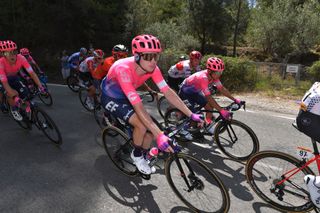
[246,150,315,212]
[38,92,53,106]
[8,104,32,130]
[102,125,138,177]
[79,88,94,112]
[66,75,80,92]
[34,107,62,145]
[165,153,230,212]
[163,108,187,127]
[94,103,105,129]
[214,119,259,161]
[157,96,171,119]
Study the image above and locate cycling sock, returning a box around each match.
[133,146,143,157]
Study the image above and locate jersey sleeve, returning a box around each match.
[116,65,142,105]
[212,79,223,90]
[20,55,34,74]
[151,67,169,93]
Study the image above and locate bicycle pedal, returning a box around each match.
[140,173,151,180]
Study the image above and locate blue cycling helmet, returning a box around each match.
[79,47,87,55]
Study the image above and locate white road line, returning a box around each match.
[244,109,296,120]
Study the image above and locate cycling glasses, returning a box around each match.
[141,53,161,62]
[3,50,18,56]
[114,52,128,59]
[208,69,223,76]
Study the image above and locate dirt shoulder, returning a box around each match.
[217,92,301,116]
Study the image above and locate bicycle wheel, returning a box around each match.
[103,125,138,176]
[8,105,32,130]
[66,75,80,92]
[94,103,106,129]
[157,96,171,119]
[38,92,53,106]
[246,151,315,212]
[34,107,62,145]
[165,153,230,213]
[214,119,259,161]
[79,88,94,111]
[164,108,186,126]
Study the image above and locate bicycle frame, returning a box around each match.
[276,138,320,186]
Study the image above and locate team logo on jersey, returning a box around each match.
[120,70,131,83]
[127,92,138,102]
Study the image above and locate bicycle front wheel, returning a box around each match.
[246,151,315,212]
[38,92,53,106]
[165,153,230,213]
[103,126,138,177]
[79,88,94,111]
[214,119,259,161]
[34,107,62,145]
[66,75,80,92]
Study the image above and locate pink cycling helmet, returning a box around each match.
[20,48,30,55]
[207,57,225,72]
[189,51,202,60]
[131,34,162,54]
[93,49,104,58]
[0,40,17,52]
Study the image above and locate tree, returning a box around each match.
[246,0,320,60]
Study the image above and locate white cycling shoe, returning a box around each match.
[304,175,320,208]
[11,109,23,121]
[131,151,155,175]
[85,98,94,110]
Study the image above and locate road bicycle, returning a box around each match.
[163,101,259,161]
[245,123,320,212]
[102,114,230,212]
[79,84,100,112]
[10,94,62,146]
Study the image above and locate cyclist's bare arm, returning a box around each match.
[219,86,237,102]
[29,72,42,88]
[206,94,223,111]
[163,87,192,117]
[132,102,163,137]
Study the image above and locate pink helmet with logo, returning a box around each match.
[207,57,225,72]
[131,34,162,54]
[20,48,30,56]
[0,40,17,52]
[189,51,202,60]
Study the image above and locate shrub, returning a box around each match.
[307,60,320,81]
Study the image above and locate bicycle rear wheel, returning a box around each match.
[164,108,186,126]
[66,75,80,92]
[214,119,259,161]
[165,153,230,213]
[38,92,53,106]
[246,151,315,212]
[103,126,138,177]
[34,107,62,145]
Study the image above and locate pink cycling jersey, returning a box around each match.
[102,56,169,105]
[0,54,34,83]
[181,70,223,96]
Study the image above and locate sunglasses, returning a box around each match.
[208,69,223,76]
[141,53,160,61]
[115,53,128,59]
[3,50,18,57]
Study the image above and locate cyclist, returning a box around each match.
[178,57,242,138]
[100,34,202,175]
[20,48,44,76]
[0,40,45,120]
[79,49,104,110]
[68,47,88,74]
[167,50,202,92]
[92,44,128,81]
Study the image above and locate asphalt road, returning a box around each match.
[0,84,315,213]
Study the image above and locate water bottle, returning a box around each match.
[146,147,159,166]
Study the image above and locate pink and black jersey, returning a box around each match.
[180,70,223,96]
[101,56,169,105]
[0,54,34,83]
